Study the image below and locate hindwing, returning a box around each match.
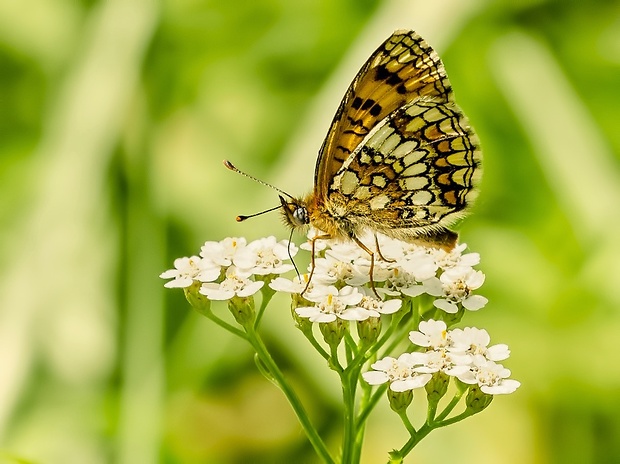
[329,97,481,234]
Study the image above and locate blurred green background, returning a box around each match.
[1,0,620,463]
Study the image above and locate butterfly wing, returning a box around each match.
[315,30,453,202]
[329,97,481,238]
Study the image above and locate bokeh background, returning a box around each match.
[1,0,620,462]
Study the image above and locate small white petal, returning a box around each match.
[378,299,402,314]
[310,313,337,323]
[405,351,430,365]
[195,268,221,282]
[463,295,488,311]
[486,344,511,361]
[401,285,426,297]
[409,320,448,348]
[390,373,432,392]
[268,277,297,292]
[200,285,234,301]
[362,371,389,385]
[339,307,372,321]
[408,332,431,347]
[237,280,264,297]
[422,278,443,296]
[164,277,193,288]
[434,299,458,314]
[370,357,397,371]
[455,371,477,384]
[481,379,521,395]
[159,269,179,279]
[295,306,320,318]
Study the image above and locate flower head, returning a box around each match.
[362,354,432,392]
[199,266,264,300]
[312,254,369,286]
[160,256,220,288]
[432,268,488,313]
[457,355,520,395]
[269,274,312,294]
[357,291,402,316]
[200,237,247,267]
[413,350,471,377]
[295,285,364,323]
[449,327,510,361]
[234,236,297,276]
[409,319,450,350]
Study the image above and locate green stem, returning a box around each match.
[344,331,357,364]
[302,330,331,361]
[351,381,372,463]
[427,398,438,423]
[435,389,465,422]
[398,409,415,435]
[246,326,335,464]
[357,384,387,427]
[341,359,365,464]
[255,285,276,327]
[341,373,357,464]
[201,310,248,339]
[330,344,343,373]
[390,392,474,463]
[393,423,433,460]
[436,409,475,427]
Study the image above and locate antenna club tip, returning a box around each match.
[236,215,245,222]
[223,159,236,170]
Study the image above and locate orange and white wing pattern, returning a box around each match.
[329,97,481,236]
[314,30,454,202]
[318,30,481,243]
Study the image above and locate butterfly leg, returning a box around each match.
[302,233,331,296]
[351,235,381,298]
[374,234,395,263]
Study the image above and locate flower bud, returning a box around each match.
[319,318,346,347]
[425,371,450,402]
[184,281,211,316]
[228,295,256,327]
[357,316,381,346]
[387,387,413,413]
[291,301,313,336]
[465,385,493,413]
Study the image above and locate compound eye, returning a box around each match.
[292,207,308,226]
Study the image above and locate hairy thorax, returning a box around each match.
[304,193,358,239]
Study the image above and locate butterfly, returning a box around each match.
[226,30,481,288]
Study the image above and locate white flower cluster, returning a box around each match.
[363,320,520,395]
[161,231,519,396]
[268,229,487,322]
[161,230,488,316]
[159,236,297,300]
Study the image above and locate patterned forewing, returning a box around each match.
[330,98,481,230]
[315,30,453,201]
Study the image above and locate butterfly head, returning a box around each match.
[279,195,309,229]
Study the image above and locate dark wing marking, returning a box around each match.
[329,98,481,233]
[314,30,453,203]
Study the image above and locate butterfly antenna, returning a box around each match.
[235,204,281,222]
[223,160,295,200]
[288,228,301,279]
